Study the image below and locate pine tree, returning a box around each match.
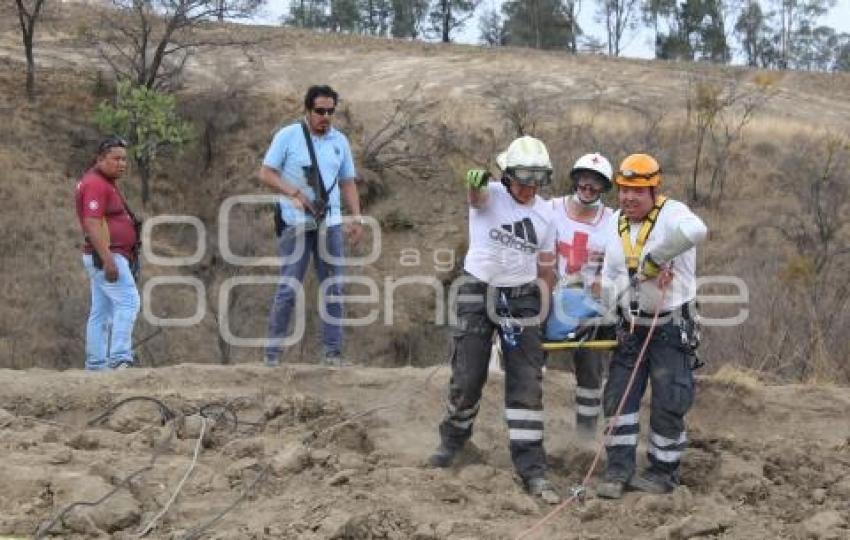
[501,0,578,51]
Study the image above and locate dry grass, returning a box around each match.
[707,365,763,393]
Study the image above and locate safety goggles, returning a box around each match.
[98,136,128,153]
[618,167,661,180]
[312,107,336,116]
[507,167,552,186]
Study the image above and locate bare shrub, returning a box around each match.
[684,73,777,206]
[714,133,850,383]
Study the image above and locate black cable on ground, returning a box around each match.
[179,463,271,540]
[198,402,239,432]
[87,396,175,427]
[34,422,177,539]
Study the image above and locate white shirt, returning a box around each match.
[550,196,617,279]
[602,198,706,312]
[464,182,556,287]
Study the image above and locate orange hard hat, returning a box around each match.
[615,154,662,188]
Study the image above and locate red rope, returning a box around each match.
[515,287,668,540]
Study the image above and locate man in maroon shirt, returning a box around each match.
[75,137,140,370]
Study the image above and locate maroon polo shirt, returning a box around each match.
[75,168,137,260]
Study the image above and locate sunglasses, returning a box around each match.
[98,136,128,154]
[312,107,336,116]
[508,167,552,186]
[618,168,660,180]
[576,183,602,194]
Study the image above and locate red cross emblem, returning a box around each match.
[556,231,589,273]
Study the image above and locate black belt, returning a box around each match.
[636,302,694,321]
[462,272,539,299]
[498,282,540,299]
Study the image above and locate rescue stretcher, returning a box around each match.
[540,286,619,352]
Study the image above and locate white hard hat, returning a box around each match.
[496,136,553,171]
[570,152,613,191]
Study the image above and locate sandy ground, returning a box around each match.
[1,363,848,539]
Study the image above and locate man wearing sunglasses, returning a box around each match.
[429,136,561,504]
[595,153,707,499]
[75,136,140,371]
[259,85,364,368]
[544,152,618,438]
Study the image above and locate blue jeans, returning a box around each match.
[82,253,141,370]
[265,224,344,362]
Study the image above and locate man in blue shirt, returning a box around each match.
[258,85,364,367]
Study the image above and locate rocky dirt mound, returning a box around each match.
[0,364,848,539]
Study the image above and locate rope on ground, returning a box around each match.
[34,422,177,539]
[179,463,271,540]
[515,288,668,540]
[137,417,208,537]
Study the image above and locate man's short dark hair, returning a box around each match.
[97,135,128,156]
[304,85,338,110]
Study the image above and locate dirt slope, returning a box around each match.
[1,364,848,539]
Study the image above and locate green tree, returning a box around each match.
[697,0,730,63]
[502,0,577,50]
[735,0,770,67]
[328,0,362,31]
[478,7,505,45]
[834,34,850,72]
[391,0,429,37]
[642,0,677,58]
[657,0,729,63]
[95,81,194,205]
[360,0,393,35]
[770,0,836,69]
[563,0,582,52]
[429,0,479,43]
[287,0,329,27]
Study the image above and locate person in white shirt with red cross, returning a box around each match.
[545,153,618,437]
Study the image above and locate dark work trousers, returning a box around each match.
[602,321,695,483]
[572,347,604,429]
[437,277,547,482]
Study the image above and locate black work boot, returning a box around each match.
[596,470,628,499]
[627,468,677,494]
[525,477,562,505]
[428,443,462,468]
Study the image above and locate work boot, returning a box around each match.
[596,472,627,499]
[428,443,461,468]
[627,468,677,494]
[108,359,134,370]
[526,477,561,505]
[321,352,351,368]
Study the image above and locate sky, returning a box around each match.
[253,0,850,61]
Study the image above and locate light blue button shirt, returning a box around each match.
[263,121,356,227]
